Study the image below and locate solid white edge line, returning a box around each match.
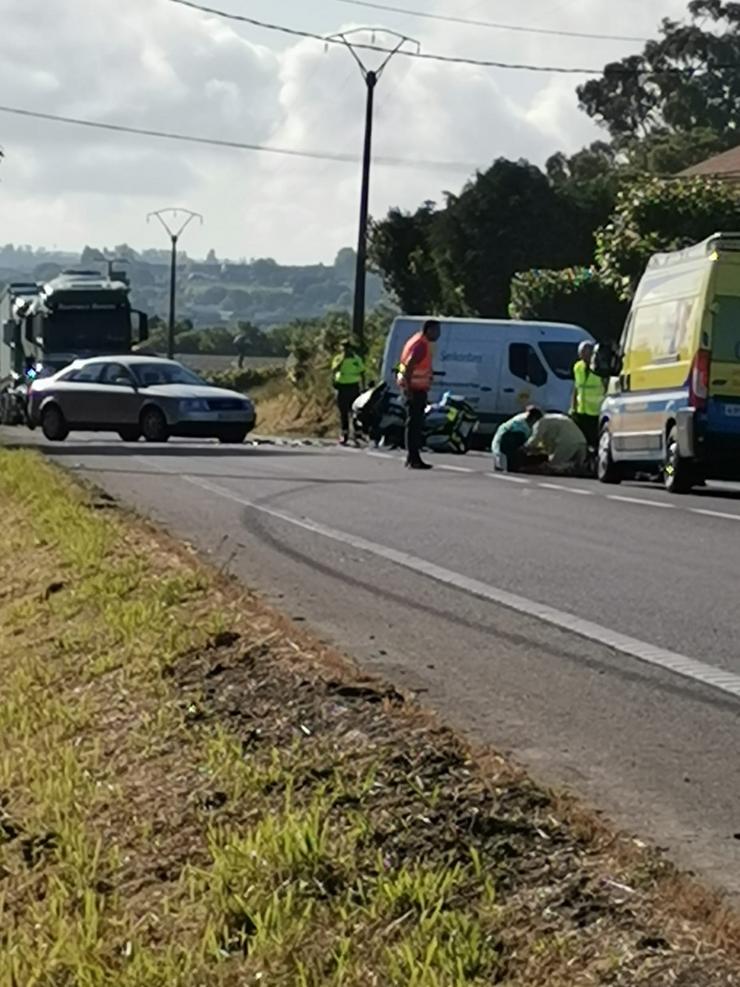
[165,469,740,703]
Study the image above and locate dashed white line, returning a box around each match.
[438,464,474,474]
[487,473,530,485]
[607,495,675,510]
[691,508,740,522]
[367,451,394,460]
[147,467,740,703]
[538,482,594,496]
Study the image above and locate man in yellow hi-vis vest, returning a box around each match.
[571,340,604,449]
[332,339,365,445]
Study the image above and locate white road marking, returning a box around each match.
[487,473,530,485]
[538,482,594,496]
[607,495,675,510]
[145,464,740,703]
[438,464,474,473]
[691,508,740,522]
[367,451,394,460]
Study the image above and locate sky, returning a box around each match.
[0,0,689,264]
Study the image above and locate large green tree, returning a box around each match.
[369,159,613,318]
[577,1,740,146]
[595,176,740,298]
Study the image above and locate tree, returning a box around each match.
[429,159,601,316]
[368,202,442,314]
[577,1,740,141]
[595,176,740,298]
[509,267,628,344]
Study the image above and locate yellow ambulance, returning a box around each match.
[598,233,740,493]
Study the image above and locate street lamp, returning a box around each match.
[326,28,420,352]
[147,208,203,359]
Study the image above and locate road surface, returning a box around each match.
[5,428,740,898]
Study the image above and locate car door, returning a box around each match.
[57,363,105,425]
[94,363,141,428]
[498,340,549,416]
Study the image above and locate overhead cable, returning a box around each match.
[0,103,478,171]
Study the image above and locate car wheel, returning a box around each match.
[41,404,69,442]
[140,406,169,443]
[118,427,141,443]
[664,426,693,494]
[218,427,248,445]
[597,425,622,485]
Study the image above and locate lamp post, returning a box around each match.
[147,208,203,359]
[326,29,419,352]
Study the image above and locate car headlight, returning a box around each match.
[180,398,210,413]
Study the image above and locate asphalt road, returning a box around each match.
[5,428,740,898]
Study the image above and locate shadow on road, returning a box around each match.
[3,441,322,459]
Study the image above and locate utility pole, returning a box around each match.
[147,208,203,359]
[326,29,419,352]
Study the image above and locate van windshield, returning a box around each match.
[538,342,580,380]
[713,296,740,363]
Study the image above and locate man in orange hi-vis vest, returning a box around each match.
[396,319,441,470]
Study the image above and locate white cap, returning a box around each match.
[578,340,593,357]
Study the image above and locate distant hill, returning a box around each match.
[0,243,386,329]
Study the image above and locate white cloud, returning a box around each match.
[0,0,692,263]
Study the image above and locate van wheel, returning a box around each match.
[597,426,621,484]
[41,404,69,442]
[140,406,169,443]
[664,426,693,494]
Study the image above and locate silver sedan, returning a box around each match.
[27,355,257,443]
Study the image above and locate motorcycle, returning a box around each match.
[352,383,479,454]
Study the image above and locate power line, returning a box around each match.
[164,0,728,76]
[0,103,479,172]
[332,0,649,44]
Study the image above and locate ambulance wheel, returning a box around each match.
[664,426,693,494]
[597,425,622,485]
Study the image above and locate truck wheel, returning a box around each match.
[41,404,69,442]
[118,427,141,443]
[597,425,622,485]
[140,406,169,443]
[664,426,693,494]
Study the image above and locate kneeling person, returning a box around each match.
[524,412,588,474]
[492,406,543,472]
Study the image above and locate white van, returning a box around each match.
[381,317,594,437]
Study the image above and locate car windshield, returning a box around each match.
[538,342,580,380]
[131,363,206,387]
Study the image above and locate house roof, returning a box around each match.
[681,144,740,181]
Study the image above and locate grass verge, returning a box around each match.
[0,448,738,986]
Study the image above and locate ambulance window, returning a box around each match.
[712,296,740,363]
[509,344,547,387]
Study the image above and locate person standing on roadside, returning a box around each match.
[571,340,605,449]
[397,319,441,470]
[332,339,365,446]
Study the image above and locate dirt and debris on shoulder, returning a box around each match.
[0,448,738,987]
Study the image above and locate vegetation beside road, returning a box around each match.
[0,449,738,986]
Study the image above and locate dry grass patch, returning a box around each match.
[0,448,738,986]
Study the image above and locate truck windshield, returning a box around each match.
[538,342,580,380]
[712,296,740,363]
[45,309,131,353]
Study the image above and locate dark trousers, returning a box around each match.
[405,389,427,464]
[572,413,599,449]
[336,383,360,437]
